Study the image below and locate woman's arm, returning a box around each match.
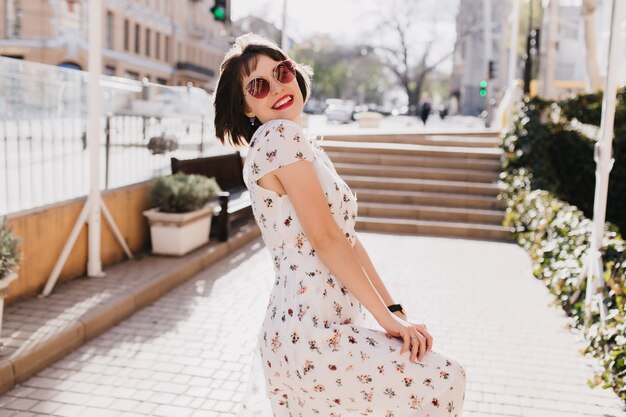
[353,235,395,306]
[354,235,407,320]
[272,161,393,324]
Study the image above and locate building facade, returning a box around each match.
[0,0,231,90]
[451,0,510,116]
[539,0,626,97]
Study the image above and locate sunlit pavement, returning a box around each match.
[305,113,488,134]
[0,232,623,417]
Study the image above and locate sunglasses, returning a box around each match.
[244,60,297,99]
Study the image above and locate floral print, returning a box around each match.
[241,119,466,416]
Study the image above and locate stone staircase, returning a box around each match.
[318,131,511,241]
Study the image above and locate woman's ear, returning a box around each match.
[243,104,254,119]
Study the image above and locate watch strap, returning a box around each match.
[387,303,406,315]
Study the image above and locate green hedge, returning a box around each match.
[500,92,626,402]
[501,91,626,232]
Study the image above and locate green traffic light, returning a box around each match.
[479,80,488,88]
[479,90,487,97]
[211,6,226,20]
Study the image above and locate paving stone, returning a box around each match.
[152,404,194,417]
[27,402,63,414]
[51,404,85,417]
[4,398,39,411]
[0,232,624,416]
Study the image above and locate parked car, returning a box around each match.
[324,99,355,124]
[303,98,324,114]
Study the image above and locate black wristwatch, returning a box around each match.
[388,303,406,315]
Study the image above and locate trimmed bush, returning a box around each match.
[500,91,626,402]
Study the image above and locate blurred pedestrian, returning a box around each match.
[448,90,460,116]
[213,33,466,417]
[420,92,432,125]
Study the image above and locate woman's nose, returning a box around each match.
[268,77,284,94]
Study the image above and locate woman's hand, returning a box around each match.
[379,312,433,363]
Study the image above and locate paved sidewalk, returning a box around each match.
[0,232,624,416]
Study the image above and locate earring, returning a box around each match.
[249,116,256,126]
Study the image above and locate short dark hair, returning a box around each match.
[213,33,313,148]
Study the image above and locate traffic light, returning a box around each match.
[210,0,227,22]
[479,80,487,97]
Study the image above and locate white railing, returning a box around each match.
[0,56,223,216]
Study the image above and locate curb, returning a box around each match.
[0,222,261,396]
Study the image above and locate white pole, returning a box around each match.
[542,0,558,98]
[583,0,623,325]
[281,0,288,50]
[483,0,493,127]
[502,0,521,131]
[42,0,134,296]
[87,0,103,277]
[507,0,520,89]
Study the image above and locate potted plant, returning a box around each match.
[0,217,20,342]
[143,172,222,256]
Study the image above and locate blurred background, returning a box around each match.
[0,0,623,216]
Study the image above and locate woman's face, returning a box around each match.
[242,54,304,125]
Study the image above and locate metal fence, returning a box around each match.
[0,56,228,216]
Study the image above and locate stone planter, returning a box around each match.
[354,111,382,128]
[143,203,218,256]
[0,271,18,342]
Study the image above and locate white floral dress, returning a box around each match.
[239,119,466,417]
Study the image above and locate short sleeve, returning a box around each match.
[248,119,315,182]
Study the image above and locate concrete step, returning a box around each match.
[320,140,502,160]
[334,162,499,183]
[344,175,501,197]
[358,202,504,225]
[322,132,501,148]
[326,151,502,172]
[355,216,512,242]
[353,188,504,210]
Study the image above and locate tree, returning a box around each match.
[291,36,388,103]
[360,0,480,114]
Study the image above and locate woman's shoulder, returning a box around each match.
[251,119,305,147]
[261,118,301,129]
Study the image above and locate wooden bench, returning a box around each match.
[171,152,252,241]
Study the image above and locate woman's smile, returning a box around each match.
[272,94,294,110]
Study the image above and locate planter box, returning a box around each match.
[0,272,18,342]
[354,111,382,128]
[143,203,217,256]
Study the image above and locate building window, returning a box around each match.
[105,11,113,49]
[59,62,82,70]
[155,33,161,60]
[124,19,130,51]
[126,70,139,80]
[164,35,170,61]
[104,65,116,76]
[135,23,141,54]
[145,28,151,57]
[157,77,168,85]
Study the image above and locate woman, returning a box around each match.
[214,33,466,416]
